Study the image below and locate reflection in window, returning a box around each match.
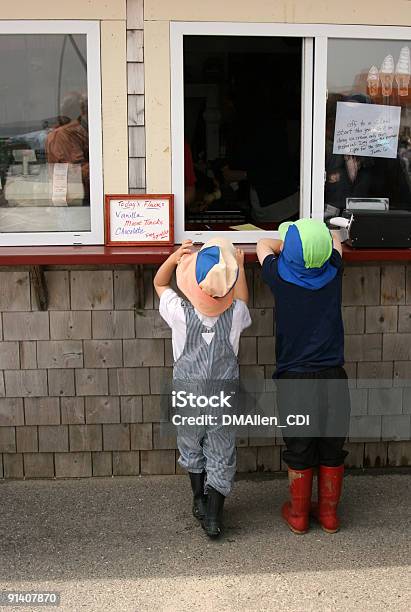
[183,36,302,232]
[0,34,90,233]
[325,39,411,215]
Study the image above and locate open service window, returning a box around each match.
[171,22,314,243]
[171,23,411,243]
[0,21,103,246]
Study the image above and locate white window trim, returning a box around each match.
[171,21,411,242]
[171,21,314,243]
[0,20,103,246]
[311,25,411,221]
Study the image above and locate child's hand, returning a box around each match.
[172,240,193,264]
[235,248,245,269]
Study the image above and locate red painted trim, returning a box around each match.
[0,246,177,265]
[0,243,409,266]
[341,244,411,262]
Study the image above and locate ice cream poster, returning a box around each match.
[332,102,401,159]
[105,194,174,245]
[367,47,410,97]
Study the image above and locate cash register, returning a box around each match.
[327,198,411,248]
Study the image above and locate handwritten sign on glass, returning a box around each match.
[105,194,174,245]
[333,102,401,159]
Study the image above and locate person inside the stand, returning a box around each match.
[256,219,351,535]
[154,238,251,539]
[184,140,197,208]
[184,139,222,214]
[46,91,89,204]
[222,82,300,223]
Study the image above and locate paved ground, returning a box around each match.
[0,472,410,611]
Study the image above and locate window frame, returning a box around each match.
[0,20,103,246]
[312,25,411,220]
[170,21,314,243]
[170,22,411,242]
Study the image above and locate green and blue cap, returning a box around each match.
[278,218,337,290]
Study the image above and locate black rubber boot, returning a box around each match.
[202,486,225,538]
[189,472,207,521]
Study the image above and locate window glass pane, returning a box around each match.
[325,39,411,215]
[0,34,90,233]
[183,35,302,232]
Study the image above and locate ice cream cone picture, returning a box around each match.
[367,65,380,97]
[395,46,410,97]
[380,54,395,96]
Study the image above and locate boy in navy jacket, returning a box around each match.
[257,219,350,534]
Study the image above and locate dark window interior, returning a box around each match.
[183,35,302,231]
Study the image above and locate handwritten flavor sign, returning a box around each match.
[105,194,174,245]
[333,102,401,159]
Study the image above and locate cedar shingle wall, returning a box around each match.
[0,263,410,478]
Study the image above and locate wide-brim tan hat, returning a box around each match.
[176,238,238,317]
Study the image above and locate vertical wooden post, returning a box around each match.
[30,266,49,311]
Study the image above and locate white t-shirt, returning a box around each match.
[159,288,252,361]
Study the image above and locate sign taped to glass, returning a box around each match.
[333,101,401,159]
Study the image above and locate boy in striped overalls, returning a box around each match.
[154,238,251,538]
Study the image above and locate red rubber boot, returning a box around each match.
[316,464,344,533]
[281,468,314,534]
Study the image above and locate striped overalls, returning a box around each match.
[173,301,239,497]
